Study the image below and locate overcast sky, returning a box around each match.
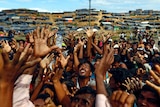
[0,0,160,13]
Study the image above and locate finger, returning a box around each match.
[12,47,23,65]
[154,64,160,73]
[66,55,70,61]
[50,45,59,51]
[45,53,50,58]
[6,40,9,45]
[33,29,37,39]
[23,43,31,54]
[36,26,40,38]
[1,49,10,64]
[146,80,160,92]
[17,50,31,67]
[119,92,129,104]
[40,27,45,39]
[115,90,123,102]
[150,70,160,83]
[125,94,135,107]
[126,78,130,84]
[49,53,54,60]
[111,91,118,101]
[19,58,41,75]
[122,83,128,87]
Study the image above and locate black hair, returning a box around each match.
[109,68,133,90]
[109,68,133,83]
[152,56,160,64]
[74,86,96,98]
[113,54,122,63]
[138,85,160,106]
[72,86,96,107]
[36,93,50,100]
[151,56,160,70]
[78,59,95,73]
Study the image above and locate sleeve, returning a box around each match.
[95,94,111,107]
[13,74,35,107]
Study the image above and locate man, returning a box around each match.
[71,86,96,107]
[137,85,160,107]
[76,60,95,89]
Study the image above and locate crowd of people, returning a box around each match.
[0,26,160,107]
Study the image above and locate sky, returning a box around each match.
[0,0,160,13]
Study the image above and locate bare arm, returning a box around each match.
[0,44,40,107]
[73,44,81,71]
[95,44,114,96]
[91,42,103,55]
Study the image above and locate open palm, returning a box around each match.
[33,27,58,57]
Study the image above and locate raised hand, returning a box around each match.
[111,90,135,107]
[73,44,81,53]
[0,43,38,85]
[40,53,54,69]
[146,70,160,95]
[51,66,63,82]
[59,53,70,69]
[48,29,58,38]
[33,27,58,57]
[1,40,11,53]
[0,43,41,107]
[95,44,114,75]
[10,38,18,50]
[122,77,142,93]
[78,37,85,46]
[28,32,34,43]
[19,43,31,60]
[84,27,94,38]
[102,33,113,43]
[95,44,114,96]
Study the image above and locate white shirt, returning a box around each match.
[13,74,35,107]
[95,94,111,107]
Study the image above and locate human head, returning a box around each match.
[137,85,160,107]
[78,60,94,78]
[109,68,133,91]
[112,55,122,68]
[71,86,96,107]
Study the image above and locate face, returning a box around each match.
[114,48,119,55]
[78,63,92,78]
[71,93,95,107]
[109,77,118,91]
[137,91,159,107]
[94,39,98,45]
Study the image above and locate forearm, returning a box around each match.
[0,84,14,107]
[95,75,108,97]
[87,37,92,58]
[92,43,103,55]
[30,81,43,101]
[78,46,83,59]
[53,80,70,106]
[73,52,80,71]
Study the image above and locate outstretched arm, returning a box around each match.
[52,53,71,107]
[95,44,114,107]
[85,28,94,61]
[0,44,40,107]
[91,42,103,55]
